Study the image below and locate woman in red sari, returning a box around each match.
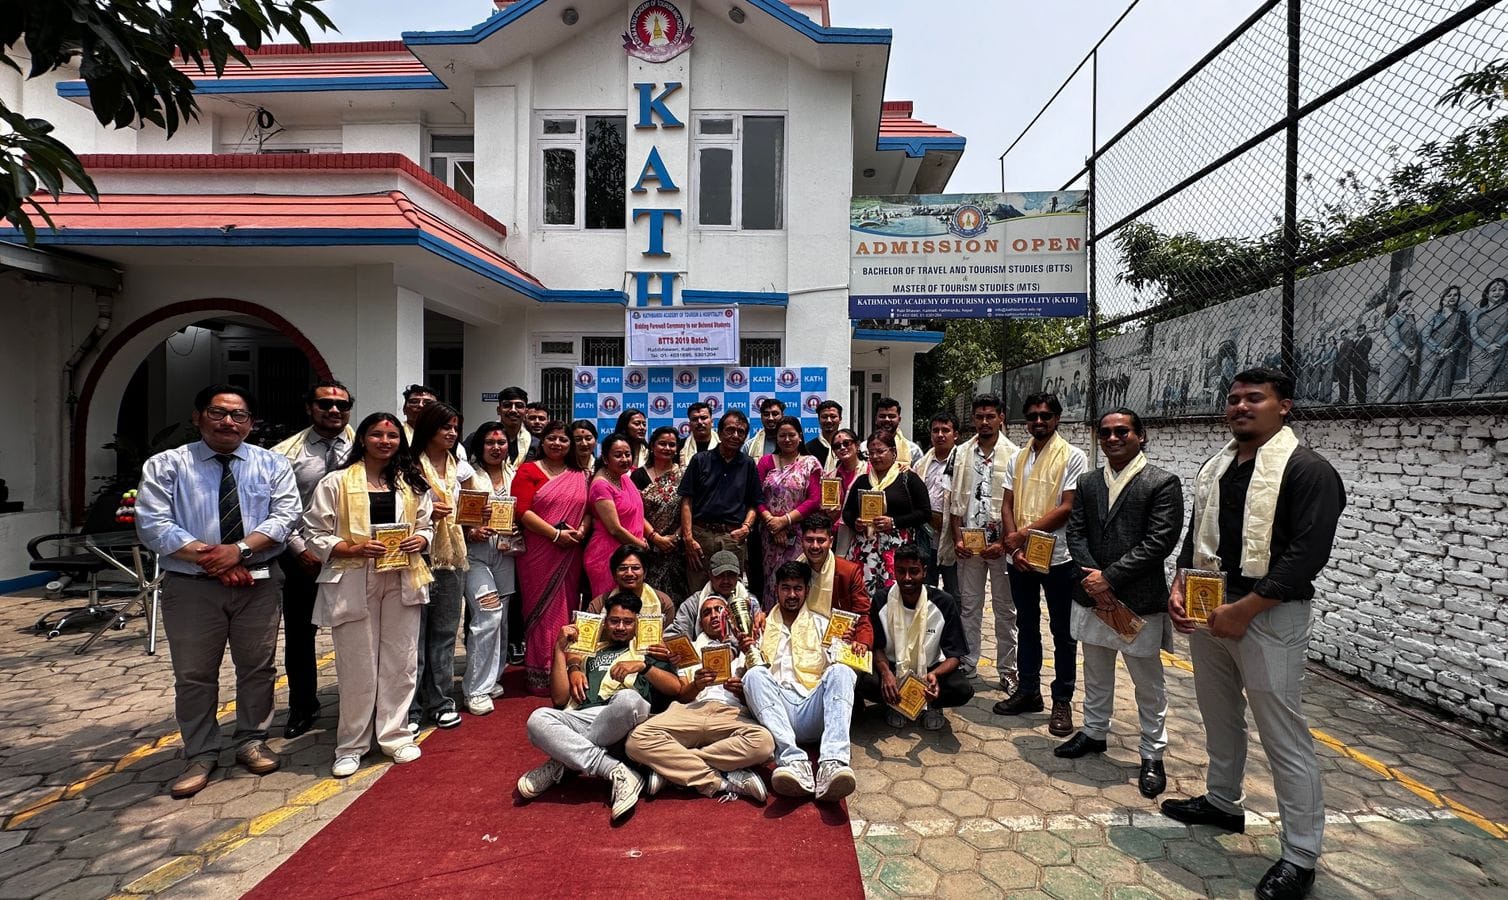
[513,420,591,695]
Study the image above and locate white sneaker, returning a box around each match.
[646,770,664,796]
[404,720,420,737]
[608,764,644,821]
[922,708,947,731]
[392,743,422,764]
[517,759,566,799]
[488,682,507,699]
[815,760,856,802]
[771,760,814,797]
[332,755,361,778]
[465,694,494,716]
[721,769,767,804]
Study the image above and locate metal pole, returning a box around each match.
[1087,49,1100,438]
[1281,0,1300,376]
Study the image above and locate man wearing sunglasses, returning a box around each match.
[270,380,355,739]
[997,393,1088,737]
[1059,408,1183,801]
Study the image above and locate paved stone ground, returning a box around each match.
[1,583,1506,899]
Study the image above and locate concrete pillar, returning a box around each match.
[353,265,426,418]
[462,320,532,430]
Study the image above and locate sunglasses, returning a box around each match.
[1097,426,1134,440]
[314,398,352,412]
[833,441,856,449]
[1024,412,1057,422]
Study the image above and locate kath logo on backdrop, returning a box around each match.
[623,1,694,62]
[576,371,596,390]
[948,203,990,239]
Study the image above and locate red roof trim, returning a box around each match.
[232,41,412,56]
[74,153,505,238]
[881,100,914,117]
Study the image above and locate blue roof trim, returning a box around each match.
[59,75,445,98]
[876,136,967,159]
[11,227,625,305]
[682,290,788,308]
[402,0,890,47]
[852,328,945,345]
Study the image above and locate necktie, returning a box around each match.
[216,454,245,544]
[320,438,341,471]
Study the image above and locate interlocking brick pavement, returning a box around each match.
[1,582,1506,898]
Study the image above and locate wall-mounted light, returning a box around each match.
[561,7,579,25]
[729,6,746,23]
[862,168,876,178]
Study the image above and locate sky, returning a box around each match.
[307,0,1264,193]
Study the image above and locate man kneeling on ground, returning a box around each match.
[627,594,773,803]
[742,561,858,801]
[517,592,683,821]
[861,546,974,731]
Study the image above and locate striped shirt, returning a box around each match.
[135,440,301,575]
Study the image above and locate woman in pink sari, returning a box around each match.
[584,433,649,599]
[514,421,591,695]
[756,416,824,608]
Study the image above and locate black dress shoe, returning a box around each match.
[992,690,1045,716]
[1138,759,1166,798]
[1053,732,1108,758]
[1256,860,1315,900]
[1160,794,1245,833]
[283,708,320,739]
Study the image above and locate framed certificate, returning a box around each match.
[833,639,873,674]
[822,609,860,647]
[1024,529,1057,573]
[961,527,987,553]
[1183,569,1226,626]
[570,611,604,653]
[664,634,700,669]
[488,497,517,533]
[889,673,929,721]
[635,613,663,648]
[455,489,490,526]
[859,490,887,521]
[371,523,411,572]
[701,644,735,682]
[820,477,842,510]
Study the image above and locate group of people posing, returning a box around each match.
[135,363,1343,900]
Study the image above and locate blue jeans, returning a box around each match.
[741,664,856,766]
[411,568,463,720]
[1008,561,1078,703]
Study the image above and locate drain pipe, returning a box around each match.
[62,289,114,524]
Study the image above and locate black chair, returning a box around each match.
[27,530,140,639]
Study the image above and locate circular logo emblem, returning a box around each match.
[601,396,621,414]
[678,422,692,438]
[651,396,670,414]
[626,371,646,389]
[576,371,596,389]
[728,370,747,388]
[805,395,821,413]
[623,1,695,63]
[778,369,798,388]
[677,370,696,387]
[948,203,989,239]
[704,395,721,413]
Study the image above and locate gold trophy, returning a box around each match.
[727,597,767,668]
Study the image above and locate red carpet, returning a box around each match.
[246,669,864,899]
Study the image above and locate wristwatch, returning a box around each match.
[236,541,254,562]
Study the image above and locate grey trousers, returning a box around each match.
[160,572,283,762]
[526,690,651,779]
[957,555,1016,675]
[1079,641,1168,759]
[1189,601,1324,867]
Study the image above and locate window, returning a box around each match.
[583,336,625,367]
[538,114,626,228]
[740,338,782,367]
[695,115,784,230]
[429,134,475,202]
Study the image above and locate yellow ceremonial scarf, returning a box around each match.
[885,585,932,678]
[1193,426,1300,578]
[335,465,433,590]
[1012,433,1072,529]
[1104,451,1147,510]
[761,604,825,691]
[419,453,468,571]
[896,437,913,469]
[868,461,901,493]
[806,551,836,619]
[272,425,355,461]
[594,642,647,699]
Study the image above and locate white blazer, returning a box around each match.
[303,471,435,628]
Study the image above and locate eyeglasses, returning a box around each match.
[499,401,527,410]
[204,407,251,424]
[313,398,352,412]
[405,397,433,408]
[1024,412,1057,422]
[1097,426,1134,440]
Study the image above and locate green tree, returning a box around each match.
[1,0,335,241]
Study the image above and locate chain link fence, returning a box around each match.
[989,0,1508,424]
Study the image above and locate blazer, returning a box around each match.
[1065,461,1184,617]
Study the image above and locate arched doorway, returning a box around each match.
[71,299,332,524]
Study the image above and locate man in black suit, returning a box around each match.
[1057,408,1184,800]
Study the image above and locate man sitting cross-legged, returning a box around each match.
[627,594,774,803]
[517,591,684,821]
[860,545,974,732]
[741,560,858,802]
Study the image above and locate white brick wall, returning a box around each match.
[1145,415,1508,733]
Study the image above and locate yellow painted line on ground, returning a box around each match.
[2,652,337,830]
[1159,650,1508,839]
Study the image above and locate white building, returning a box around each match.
[0,0,963,583]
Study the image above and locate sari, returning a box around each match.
[757,454,822,606]
[584,472,646,599]
[636,464,688,603]
[518,466,590,695]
